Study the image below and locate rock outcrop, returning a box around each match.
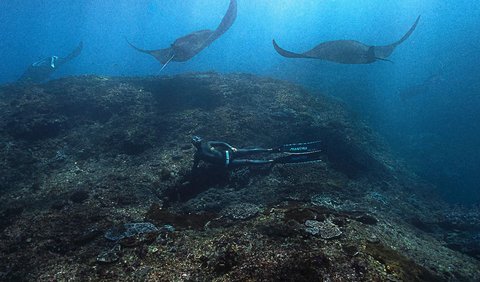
[0,73,478,281]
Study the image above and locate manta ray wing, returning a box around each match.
[208,0,237,44]
[126,39,174,65]
[272,39,310,58]
[59,41,83,66]
[374,15,421,59]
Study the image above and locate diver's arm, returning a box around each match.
[208,141,236,151]
[233,148,274,157]
[208,141,276,156]
[192,153,200,169]
[230,159,274,166]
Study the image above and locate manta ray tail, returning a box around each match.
[272,40,309,59]
[375,57,394,64]
[159,54,175,73]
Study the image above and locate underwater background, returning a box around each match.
[1,0,478,203]
[1,1,480,280]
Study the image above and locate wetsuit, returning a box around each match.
[193,140,276,168]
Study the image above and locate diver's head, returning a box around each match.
[192,136,202,148]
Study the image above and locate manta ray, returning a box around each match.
[273,16,420,64]
[399,72,445,101]
[18,41,83,83]
[128,0,237,71]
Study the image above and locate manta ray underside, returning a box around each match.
[273,15,420,64]
[18,41,83,83]
[128,0,237,71]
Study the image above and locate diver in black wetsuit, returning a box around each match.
[191,136,322,169]
[18,41,83,83]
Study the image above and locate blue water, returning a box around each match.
[1,0,479,203]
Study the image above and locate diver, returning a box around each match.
[18,41,83,83]
[191,136,322,169]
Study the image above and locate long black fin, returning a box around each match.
[278,141,322,154]
[275,151,323,164]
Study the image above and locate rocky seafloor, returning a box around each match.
[0,72,479,281]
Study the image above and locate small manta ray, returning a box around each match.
[127,0,237,71]
[18,41,83,83]
[398,72,445,101]
[273,15,420,64]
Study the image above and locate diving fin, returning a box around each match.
[275,141,322,154]
[274,151,322,164]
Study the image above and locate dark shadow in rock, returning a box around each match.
[318,128,385,178]
[103,130,152,155]
[343,211,378,225]
[267,251,330,281]
[407,217,436,233]
[447,242,480,261]
[0,204,25,232]
[136,77,223,112]
[70,189,89,204]
[365,242,442,282]
[320,134,367,177]
[163,166,229,204]
[5,117,66,141]
[145,203,218,230]
[57,99,112,123]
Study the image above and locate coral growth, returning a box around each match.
[0,73,478,281]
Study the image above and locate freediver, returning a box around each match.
[18,41,83,83]
[191,136,322,169]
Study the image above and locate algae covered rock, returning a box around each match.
[0,73,478,281]
[221,203,261,220]
[105,222,159,241]
[305,219,342,239]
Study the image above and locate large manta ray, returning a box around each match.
[273,16,420,64]
[128,0,237,71]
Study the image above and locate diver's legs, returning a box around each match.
[234,148,273,157]
[230,158,274,167]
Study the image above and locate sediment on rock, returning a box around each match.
[0,73,478,281]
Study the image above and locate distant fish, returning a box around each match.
[273,16,420,64]
[398,72,444,101]
[18,41,83,83]
[127,0,237,71]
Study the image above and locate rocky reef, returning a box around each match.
[0,73,479,281]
